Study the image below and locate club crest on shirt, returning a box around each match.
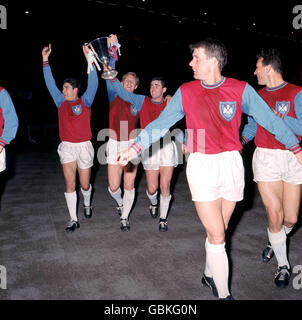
[72,104,82,115]
[275,101,290,115]
[219,101,236,121]
[131,104,138,116]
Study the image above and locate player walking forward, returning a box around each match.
[242,48,302,288]
[42,44,98,231]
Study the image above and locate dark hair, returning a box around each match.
[256,48,283,75]
[189,38,227,71]
[151,76,166,88]
[63,78,81,94]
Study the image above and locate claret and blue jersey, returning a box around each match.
[242,81,302,151]
[43,61,98,143]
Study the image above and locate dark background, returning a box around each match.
[0,0,302,148]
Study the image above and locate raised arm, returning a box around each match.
[0,89,19,149]
[42,44,64,108]
[110,78,145,112]
[81,45,99,108]
[105,58,118,103]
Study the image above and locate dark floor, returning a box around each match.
[0,136,301,301]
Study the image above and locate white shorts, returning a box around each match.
[141,140,178,170]
[106,138,138,165]
[0,148,6,172]
[57,141,94,169]
[186,151,245,202]
[252,147,302,184]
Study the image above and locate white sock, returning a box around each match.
[204,238,212,277]
[108,186,123,207]
[81,184,92,207]
[267,228,289,268]
[64,191,77,222]
[159,194,171,219]
[205,240,230,299]
[146,189,158,206]
[121,188,135,220]
[283,225,293,235]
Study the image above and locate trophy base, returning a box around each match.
[101,70,118,80]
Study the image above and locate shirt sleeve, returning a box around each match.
[110,78,145,112]
[81,66,99,108]
[105,58,117,103]
[0,89,19,146]
[241,83,301,154]
[241,115,257,144]
[282,90,302,136]
[43,61,64,108]
[133,88,185,152]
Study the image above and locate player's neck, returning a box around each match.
[202,71,222,86]
[266,75,284,89]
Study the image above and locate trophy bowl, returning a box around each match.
[89,37,118,80]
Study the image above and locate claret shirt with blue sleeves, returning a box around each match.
[242,81,302,150]
[0,87,19,147]
[106,59,139,141]
[43,61,98,143]
[130,77,301,155]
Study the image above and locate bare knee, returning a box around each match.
[109,184,120,193]
[147,186,158,196]
[207,233,225,245]
[81,183,91,191]
[266,207,283,228]
[284,217,298,227]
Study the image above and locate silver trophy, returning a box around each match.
[88,36,118,79]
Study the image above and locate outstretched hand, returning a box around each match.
[42,44,52,61]
[115,147,138,166]
[82,44,92,62]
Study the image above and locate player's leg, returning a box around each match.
[283,182,301,235]
[58,142,80,231]
[258,181,290,287]
[119,163,138,231]
[77,141,94,219]
[62,161,80,231]
[108,163,124,214]
[195,199,233,299]
[158,165,174,232]
[145,169,160,218]
[78,166,92,218]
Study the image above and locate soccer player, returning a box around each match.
[115,39,302,299]
[42,44,98,232]
[0,87,18,173]
[109,75,178,232]
[105,35,140,231]
[241,48,302,288]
